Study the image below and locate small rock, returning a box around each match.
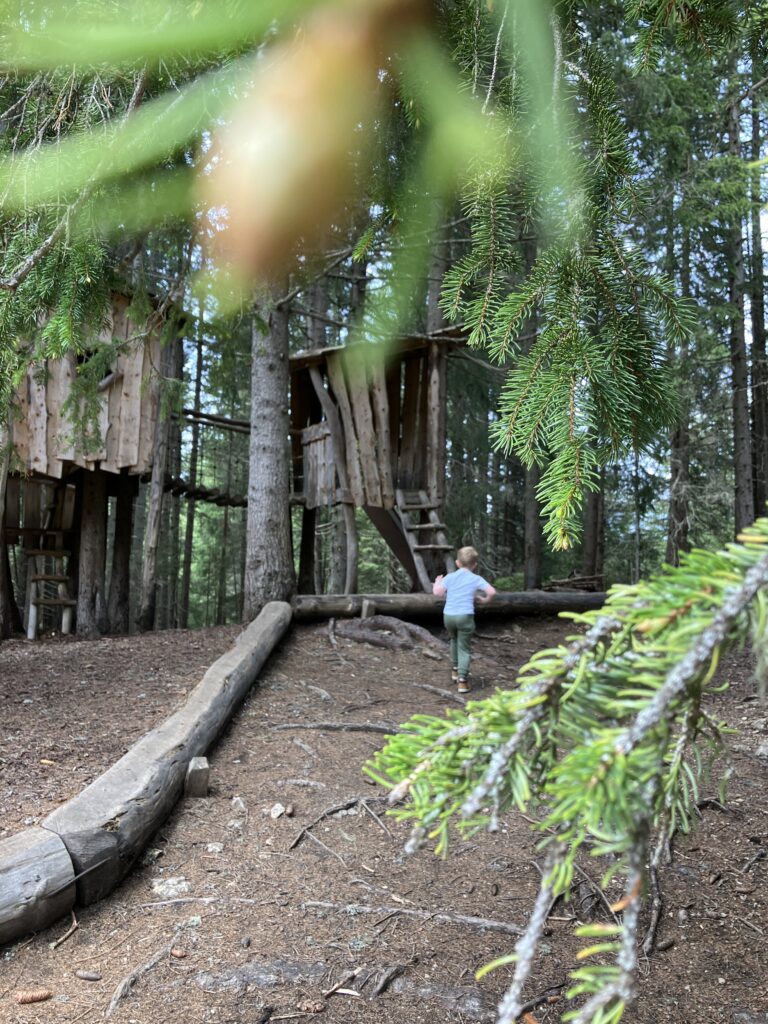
[270,803,286,820]
[756,743,768,759]
[241,937,251,948]
[206,843,224,854]
[231,796,247,813]
[183,915,202,928]
[227,819,243,831]
[141,848,164,866]
[22,699,33,705]
[150,876,190,898]
[285,804,295,818]
[170,947,187,959]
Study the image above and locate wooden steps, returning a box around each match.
[394,488,454,592]
[26,545,74,639]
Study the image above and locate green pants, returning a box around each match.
[444,613,476,678]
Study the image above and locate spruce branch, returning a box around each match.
[0,66,147,293]
[496,846,565,1024]
[617,543,768,756]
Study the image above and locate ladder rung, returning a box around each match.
[31,574,69,583]
[406,523,447,531]
[24,549,71,557]
[399,504,439,511]
[413,544,452,551]
[31,597,77,607]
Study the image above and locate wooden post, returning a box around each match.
[136,348,172,632]
[76,471,108,637]
[107,474,135,634]
[308,366,359,595]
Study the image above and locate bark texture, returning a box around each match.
[244,292,295,619]
[728,88,755,533]
[107,475,134,634]
[77,471,108,637]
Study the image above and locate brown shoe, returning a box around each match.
[457,678,471,694]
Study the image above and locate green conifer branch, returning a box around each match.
[368,519,768,1022]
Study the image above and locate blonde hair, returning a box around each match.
[456,546,479,568]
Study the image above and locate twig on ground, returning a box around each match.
[360,799,395,838]
[104,937,175,1018]
[571,862,621,927]
[137,897,218,909]
[303,829,348,868]
[289,796,376,849]
[412,682,467,706]
[273,721,402,735]
[323,967,363,997]
[52,910,79,949]
[517,982,567,1016]
[276,778,327,789]
[741,847,767,873]
[328,618,338,648]
[303,900,522,936]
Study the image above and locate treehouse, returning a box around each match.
[3,292,178,638]
[289,335,457,593]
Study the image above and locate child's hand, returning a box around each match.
[435,574,444,584]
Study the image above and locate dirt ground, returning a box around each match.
[0,616,766,1024]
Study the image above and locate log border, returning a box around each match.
[0,601,292,947]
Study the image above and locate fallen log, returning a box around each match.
[42,601,292,907]
[292,590,606,621]
[0,827,75,946]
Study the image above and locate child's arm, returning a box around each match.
[474,583,497,605]
[432,574,447,598]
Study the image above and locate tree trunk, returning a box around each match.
[0,415,13,641]
[243,289,295,618]
[426,222,449,335]
[666,225,692,566]
[328,505,347,593]
[581,473,604,579]
[165,338,185,629]
[750,88,768,516]
[180,330,204,629]
[728,88,755,533]
[107,474,134,634]
[77,471,108,637]
[521,237,542,588]
[523,464,542,589]
[136,347,173,632]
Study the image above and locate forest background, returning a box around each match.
[0,0,764,630]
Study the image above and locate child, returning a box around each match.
[432,546,496,693]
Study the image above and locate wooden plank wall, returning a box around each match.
[301,423,335,509]
[10,297,164,479]
[291,341,449,512]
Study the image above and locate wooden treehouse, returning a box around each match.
[289,336,456,593]
[3,293,177,638]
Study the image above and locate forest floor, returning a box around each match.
[0,616,766,1024]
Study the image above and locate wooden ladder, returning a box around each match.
[395,488,454,592]
[24,529,75,640]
